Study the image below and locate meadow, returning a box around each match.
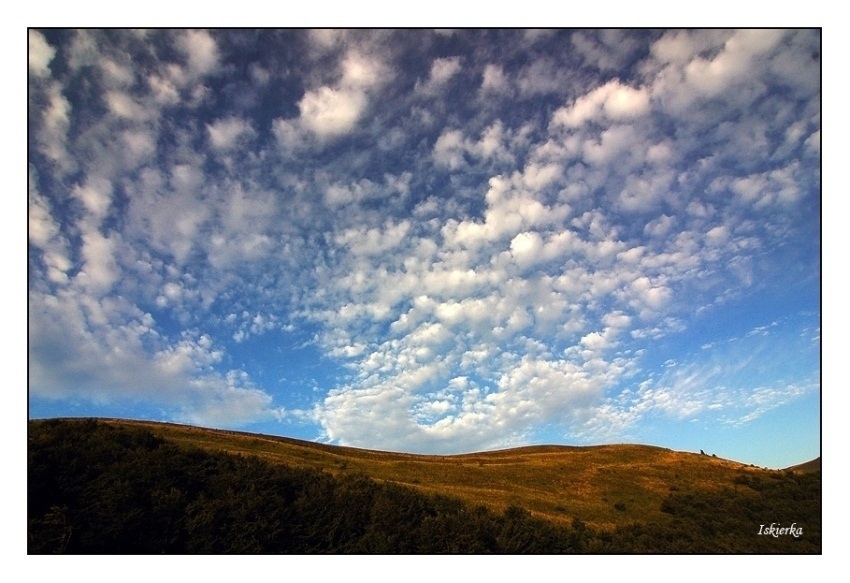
[28,418,821,553]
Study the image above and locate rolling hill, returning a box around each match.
[28,418,821,553]
[784,457,821,473]
[55,418,801,529]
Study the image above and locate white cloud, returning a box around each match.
[705,225,729,246]
[100,58,136,88]
[480,64,510,95]
[649,29,728,65]
[683,29,785,97]
[207,117,255,151]
[178,29,220,78]
[509,231,544,268]
[71,177,113,223]
[805,130,820,156]
[36,81,75,174]
[432,129,467,169]
[417,56,462,94]
[120,129,157,168]
[125,166,213,266]
[27,30,820,460]
[582,124,640,165]
[571,30,643,72]
[520,162,562,191]
[590,327,820,436]
[551,80,650,128]
[315,337,635,452]
[434,122,522,169]
[105,90,148,120]
[306,29,345,53]
[28,183,61,250]
[147,73,181,105]
[66,30,101,71]
[28,30,55,77]
[29,175,73,284]
[76,231,120,295]
[617,169,674,213]
[299,86,367,138]
[643,215,675,238]
[30,284,281,427]
[727,164,803,207]
[628,276,671,314]
[335,221,410,257]
[276,50,389,144]
[647,29,805,119]
[323,179,374,208]
[516,58,568,96]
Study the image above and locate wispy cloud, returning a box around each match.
[28,30,820,463]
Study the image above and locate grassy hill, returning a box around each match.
[28,418,821,553]
[86,418,794,529]
[784,457,821,473]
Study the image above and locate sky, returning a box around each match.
[27,28,821,469]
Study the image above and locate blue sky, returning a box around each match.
[27,29,821,469]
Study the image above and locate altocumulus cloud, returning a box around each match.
[28,30,820,464]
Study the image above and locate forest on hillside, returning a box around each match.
[28,419,821,554]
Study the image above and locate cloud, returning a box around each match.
[571,30,644,72]
[29,172,72,285]
[76,230,121,295]
[516,58,569,96]
[432,129,466,169]
[34,81,75,174]
[726,163,803,207]
[551,80,650,128]
[480,64,510,95]
[207,117,256,151]
[417,56,462,94]
[275,49,389,145]
[299,86,367,138]
[646,29,818,119]
[682,29,785,97]
[28,30,55,77]
[71,177,113,223]
[178,29,221,78]
[27,30,820,462]
[124,165,214,266]
[29,281,283,427]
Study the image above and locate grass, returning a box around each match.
[90,418,776,530]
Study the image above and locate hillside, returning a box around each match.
[28,418,821,553]
[784,457,821,473]
[59,418,800,529]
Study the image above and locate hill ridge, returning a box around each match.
[29,417,822,553]
[42,416,722,461]
[30,417,786,530]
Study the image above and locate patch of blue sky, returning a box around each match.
[28,28,820,466]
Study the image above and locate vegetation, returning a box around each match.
[89,418,794,530]
[28,418,820,554]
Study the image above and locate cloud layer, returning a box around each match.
[28,30,820,462]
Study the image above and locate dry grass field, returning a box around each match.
[103,418,772,530]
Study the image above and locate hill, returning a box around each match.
[28,418,821,553]
[94,418,771,529]
[784,457,821,473]
[58,420,796,529]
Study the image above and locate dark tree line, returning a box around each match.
[28,419,820,554]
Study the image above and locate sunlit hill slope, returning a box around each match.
[55,418,810,530]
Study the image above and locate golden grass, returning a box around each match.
[101,418,769,530]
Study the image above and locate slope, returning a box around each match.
[90,417,770,530]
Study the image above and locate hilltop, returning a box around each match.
[28,418,821,553]
[784,457,821,473]
[46,418,806,529]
